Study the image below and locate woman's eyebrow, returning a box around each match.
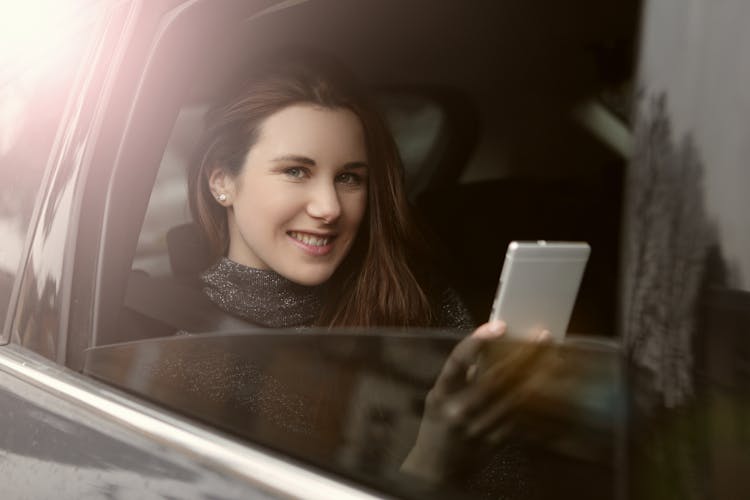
[271,154,316,165]
[272,155,367,170]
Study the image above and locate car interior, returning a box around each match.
[85,0,639,350]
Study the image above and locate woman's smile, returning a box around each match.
[287,230,337,255]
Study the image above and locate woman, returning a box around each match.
[186,53,544,496]
[188,53,476,331]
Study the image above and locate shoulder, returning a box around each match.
[434,287,475,331]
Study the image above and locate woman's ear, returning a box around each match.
[208,167,235,206]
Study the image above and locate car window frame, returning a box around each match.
[1,0,120,349]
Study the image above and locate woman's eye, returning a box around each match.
[284,167,307,179]
[336,172,364,186]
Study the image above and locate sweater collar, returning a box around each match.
[201,257,324,328]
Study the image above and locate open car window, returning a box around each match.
[74,0,639,498]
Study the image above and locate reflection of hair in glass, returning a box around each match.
[188,53,433,327]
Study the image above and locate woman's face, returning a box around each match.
[210,104,369,286]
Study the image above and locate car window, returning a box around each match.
[76,0,640,497]
[0,2,99,332]
[84,331,626,500]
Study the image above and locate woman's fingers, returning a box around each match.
[471,320,506,339]
[430,321,504,397]
[428,336,484,400]
[427,323,555,433]
[433,330,558,432]
[465,352,558,438]
[441,342,549,424]
[478,336,546,388]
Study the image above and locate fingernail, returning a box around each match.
[538,330,550,341]
[489,320,505,334]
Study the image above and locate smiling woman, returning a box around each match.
[208,104,368,286]
[188,53,472,329]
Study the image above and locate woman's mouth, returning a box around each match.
[288,231,332,246]
[287,231,336,255]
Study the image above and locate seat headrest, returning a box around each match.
[166,223,212,279]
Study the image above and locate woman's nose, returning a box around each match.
[306,182,341,223]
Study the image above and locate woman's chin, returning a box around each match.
[280,266,335,287]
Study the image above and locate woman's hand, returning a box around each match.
[401,320,557,482]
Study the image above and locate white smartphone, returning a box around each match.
[489,241,590,341]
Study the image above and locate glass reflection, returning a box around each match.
[85,332,625,499]
[0,4,93,329]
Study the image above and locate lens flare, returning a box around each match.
[0,0,82,75]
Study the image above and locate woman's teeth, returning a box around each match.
[289,231,331,247]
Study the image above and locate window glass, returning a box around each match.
[85,331,626,500]
[0,2,96,328]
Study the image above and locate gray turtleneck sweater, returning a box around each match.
[200,257,475,330]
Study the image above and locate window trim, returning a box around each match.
[0,2,119,347]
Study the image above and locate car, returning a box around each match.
[1,0,747,499]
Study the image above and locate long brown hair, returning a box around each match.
[188,53,433,327]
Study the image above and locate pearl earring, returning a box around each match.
[217,193,227,202]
